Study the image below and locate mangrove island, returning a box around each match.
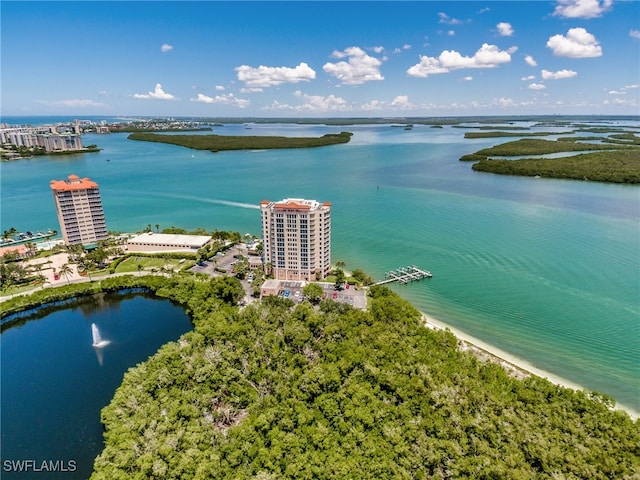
[127,131,353,152]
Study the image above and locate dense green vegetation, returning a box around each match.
[472,150,640,183]
[3,275,638,477]
[75,280,640,479]
[460,138,632,159]
[460,138,640,183]
[128,131,353,152]
[463,131,555,139]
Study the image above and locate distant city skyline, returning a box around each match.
[2,1,639,117]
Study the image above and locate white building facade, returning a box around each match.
[260,198,331,281]
[50,175,108,246]
[126,232,211,253]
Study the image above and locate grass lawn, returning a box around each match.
[115,257,186,273]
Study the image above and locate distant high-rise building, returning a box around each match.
[50,174,108,246]
[260,198,331,281]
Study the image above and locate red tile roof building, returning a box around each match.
[260,198,331,281]
[50,175,108,246]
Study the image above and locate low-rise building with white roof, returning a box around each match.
[127,232,211,253]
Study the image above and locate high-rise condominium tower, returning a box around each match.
[260,198,331,281]
[50,174,108,246]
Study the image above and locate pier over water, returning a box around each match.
[375,266,432,285]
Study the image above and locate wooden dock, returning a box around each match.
[375,266,432,285]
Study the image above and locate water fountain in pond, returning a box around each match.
[91,323,110,366]
[91,323,110,348]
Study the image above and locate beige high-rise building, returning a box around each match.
[260,198,331,281]
[50,174,108,247]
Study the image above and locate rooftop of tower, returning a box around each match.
[260,198,331,210]
[50,174,99,191]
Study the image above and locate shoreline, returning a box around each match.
[420,311,640,421]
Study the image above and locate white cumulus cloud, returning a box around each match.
[497,22,514,36]
[391,95,412,108]
[132,83,177,100]
[407,43,514,77]
[438,12,462,25]
[521,75,536,81]
[553,0,612,19]
[529,83,546,90]
[631,30,640,40]
[235,62,316,88]
[524,55,538,67]
[267,92,350,113]
[541,69,578,79]
[215,85,225,91]
[161,44,173,52]
[546,28,602,57]
[191,93,250,108]
[323,47,384,85]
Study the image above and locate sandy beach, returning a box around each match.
[421,312,639,420]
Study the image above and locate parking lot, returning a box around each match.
[275,281,367,310]
[190,244,247,276]
[190,245,367,310]
[189,244,257,305]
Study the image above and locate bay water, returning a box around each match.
[1,118,638,414]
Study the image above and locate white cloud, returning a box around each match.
[524,55,538,67]
[553,0,612,19]
[323,47,384,85]
[546,28,602,58]
[438,12,462,25]
[373,46,385,54]
[497,22,514,36]
[215,85,225,91]
[631,30,640,40]
[133,83,177,100]
[393,44,411,54]
[267,93,350,113]
[191,93,249,108]
[161,44,173,52]
[529,83,546,90]
[521,75,536,81]
[447,30,456,36]
[240,87,264,93]
[391,95,412,108]
[407,43,513,77]
[541,69,578,79]
[462,76,473,81]
[604,97,638,107]
[609,84,639,95]
[235,62,316,88]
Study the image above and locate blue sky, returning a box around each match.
[2,1,639,117]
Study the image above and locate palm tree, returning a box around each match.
[3,227,18,240]
[58,263,74,284]
[24,242,36,258]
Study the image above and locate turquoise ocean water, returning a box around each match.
[1,118,638,413]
